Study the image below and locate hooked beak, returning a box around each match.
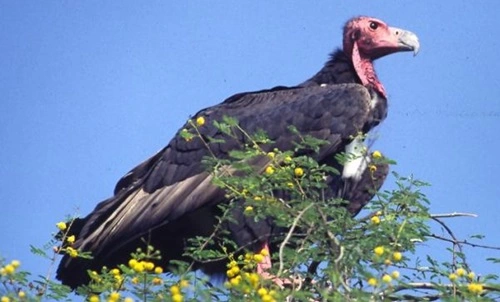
[390,27,420,56]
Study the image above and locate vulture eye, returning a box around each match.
[369,22,378,30]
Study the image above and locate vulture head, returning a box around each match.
[342,16,420,97]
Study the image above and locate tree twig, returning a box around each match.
[431,212,478,218]
[277,203,313,276]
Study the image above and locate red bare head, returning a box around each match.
[342,17,420,97]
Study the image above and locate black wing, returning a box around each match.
[57,83,374,285]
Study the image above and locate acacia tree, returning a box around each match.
[1,118,499,301]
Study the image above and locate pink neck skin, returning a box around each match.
[351,42,387,98]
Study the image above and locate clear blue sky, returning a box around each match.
[1,0,499,292]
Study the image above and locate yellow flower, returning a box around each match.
[267,152,275,159]
[284,155,292,163]
[384,259,392,266]
[10,260,20,268]
[89,295,100,302]
[244,206,254,214]
[172,293,183,302]
[196,116,205,126]
[265,166,275,175]
[247,272,260,286]
[253,196,262,201]
[257,287,268,296]
[0,297,10,302]
[18,291,26,298]
[66,235,76,244]
[294,167,304,177]
[253,254,264,263]
[170,285,180,295]
[3,264,15,274]
[456,268,466,277]
[371,216,380,224]
[128,259,138,268]
[56,222,67,231]
[392,252,402,262]
[368,277,377,286]
[132,262,145,273]
[382,274,392,283]
[374,246,384,256]
[467,271,475,280]
[180,279,189,288]
[108,292,120,302]
[124,298,134,302]
[66,247,78,258]
[260,248,269,256]
[230,276,241,286]
[391,271,400,279]
[449,273,458,282]
[369,164,377,172]
[261,294,274,302]
[142,261,155,271]
[467,282,484,294]
[372,150,382,159]
[286,182,294,188]
[131,277,139,284]
[154,266,163,274]
[113,274,123,284]
[152,277,162,285]
[110,268,120,276]
[226,266,240,278]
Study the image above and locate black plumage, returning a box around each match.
[57,16,419,288]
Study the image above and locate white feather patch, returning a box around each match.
[342,136,370,181]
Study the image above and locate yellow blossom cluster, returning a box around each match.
[107,291,120,302]
[265,165,275,175]
[66,246,78,258]
[196,116,205,127]
[244,206,254,215]
[128,259,162,275]
[373,245,403,265]
[170,281,189,302]
[467,282,484,295]
[110,268,124,288]
[449,267,477,282]
[449,268,483,295]
[56,221,67,231]
[367,270,400,287]
[224,249,276,300]
[370,211,383,225]
[66,235,76,244]
[256,287,278,302]
[294,167,304,177]
[370,215,381,225]
[372,150,382,159]
[0,260,20,276]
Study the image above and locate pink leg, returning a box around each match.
[256,243,295,288]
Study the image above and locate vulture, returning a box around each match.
[57,16,419,288]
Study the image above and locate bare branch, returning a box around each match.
[431,212,478,218]
[277,203,314,276]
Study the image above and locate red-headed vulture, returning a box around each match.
[57,16,419,288]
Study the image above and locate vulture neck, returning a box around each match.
[352,52,387,98]
[300,49,387,99]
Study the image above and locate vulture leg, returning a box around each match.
[256,243,298,288]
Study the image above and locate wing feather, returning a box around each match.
[70,83,373,265]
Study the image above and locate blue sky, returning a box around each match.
[1,0,499,293]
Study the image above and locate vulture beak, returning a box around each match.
[390,27,420,56]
